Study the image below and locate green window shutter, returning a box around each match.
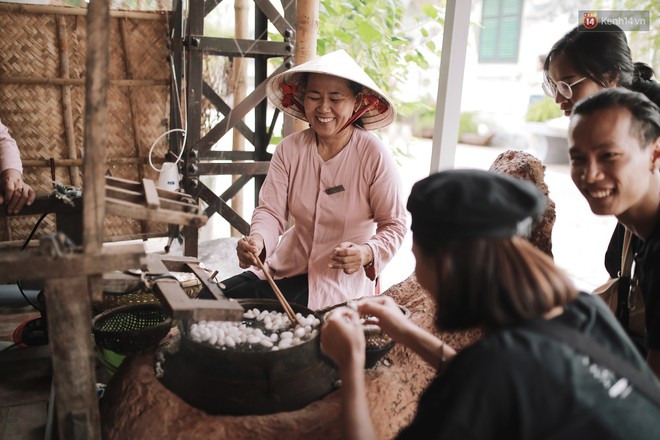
[479,17,499,62]
[479,0,522,63]
[501,0,521,15]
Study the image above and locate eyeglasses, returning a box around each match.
[542,77,587,99]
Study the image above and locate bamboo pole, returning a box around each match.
[0,3,168,20]
[118,19,145,183]
[0,77,168,86]
[119,18,148,234]
[291,0,318,133]
[2,217,11,241]
[57,15,82,187]
[230,0,249,237]
[22,157,165,167]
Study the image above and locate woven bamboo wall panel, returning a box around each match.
[0,6,172,244]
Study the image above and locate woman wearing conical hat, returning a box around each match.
[223,50,407,310]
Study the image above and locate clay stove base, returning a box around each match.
[100,274,483,439]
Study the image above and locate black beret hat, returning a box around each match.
[407,169,547,240]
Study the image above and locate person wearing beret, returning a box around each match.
[223,50,407,310]
[569,89,660,379]
[0,118,35,214]
[321,169,660,439]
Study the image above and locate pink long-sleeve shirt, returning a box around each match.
[0,119,23,174]
[251,128,408,310]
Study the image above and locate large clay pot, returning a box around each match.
[158,299,338,415]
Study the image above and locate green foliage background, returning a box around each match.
[315,0,446,117]
[594,0,660,72]
[525,97,563,122]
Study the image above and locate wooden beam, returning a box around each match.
[146,256,244,321]
[158,255,199,272]
[202,81,255,145]
[0,77,168,87]
[221,173,252,201]
[142,179,161,209]
[22,157,166,168]
[0,243,146,282]
[197,182,250,235]
[204,0,223,16]
[105,176,203,213]
[185,262,223,300]
[196,161,270,175]
[190,36,292,57]
[192,62,288,155]
[254,0,293,36]
[105,176,189,202]
[201,150,267,161]
[0,3,169,20]
[106,198,206,227]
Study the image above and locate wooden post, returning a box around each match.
[291,0,318,134]
[46,0,110,438]
[44,277,100,440]
[230,0,248,237]
[82,0,110,254]
[182,0,204,257]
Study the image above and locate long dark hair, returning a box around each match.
[543,24,659,105]
[416,236,577,331]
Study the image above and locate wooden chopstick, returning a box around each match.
[250,251,299,325]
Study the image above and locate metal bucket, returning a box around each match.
[158,299,338,415]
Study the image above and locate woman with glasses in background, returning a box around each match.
[542,23,659,116]
[543,23,660,368]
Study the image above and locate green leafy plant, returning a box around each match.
[316,0,446,117]
[525,97,563,122]
[595,0,659,72]
[458,111,479,137]
[409,104,436,138]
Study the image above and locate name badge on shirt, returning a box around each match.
[325,185,345,195]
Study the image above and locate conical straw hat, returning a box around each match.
[266,50,396,130]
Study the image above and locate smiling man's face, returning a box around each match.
[569,106,655,218]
